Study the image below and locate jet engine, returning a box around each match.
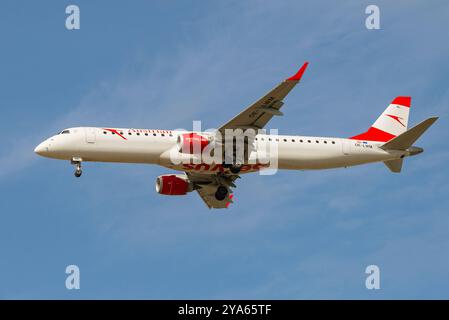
[177,132,210,154]
[155,174,193,195]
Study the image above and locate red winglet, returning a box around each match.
[225,194,234,208]
[287,62,309,81]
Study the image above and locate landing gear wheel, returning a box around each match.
[71,158,83,178]
[222,161,232,169]
[215,186,228,201]
[230,164,242,174]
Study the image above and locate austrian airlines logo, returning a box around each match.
[386,114,405,127]
[103,128,127,140]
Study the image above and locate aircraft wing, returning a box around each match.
[196,184,234,209]
[186,172,238,209]
[186,63,309,209]
[218,62,308,131]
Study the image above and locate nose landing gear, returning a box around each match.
[71,158,83,178]
[74,168,82,178]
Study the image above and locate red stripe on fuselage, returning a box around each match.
[349,127,396,142]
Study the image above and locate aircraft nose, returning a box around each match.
[34,142,48,156]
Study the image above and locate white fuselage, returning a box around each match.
[34,127,404,174]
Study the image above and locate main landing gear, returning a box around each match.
[71,158,82,178]
[222,162,243,174]
[230,164,242,174]
[215,185,228,201]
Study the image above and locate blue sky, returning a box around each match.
[1,0,449,299]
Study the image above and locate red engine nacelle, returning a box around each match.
[177,132,210,154]
[155,175,192,195]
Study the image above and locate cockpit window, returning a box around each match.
[60,130,70,134]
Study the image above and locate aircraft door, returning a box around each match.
[342,139,351,155]
[85,127,96,144]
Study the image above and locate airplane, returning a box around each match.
[34,62,438,208]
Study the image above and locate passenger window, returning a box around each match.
[137,132,140,136]
[316,140,319,143]
[161,133,165,137]
[324,141,327,144]
[103,131,107,135]
[307,140,311,143]
[283,139,287,142]
[332,141,335,144]
[300,139,303,143]
[292,139,295,142]
[128,132,132,135]
[153,133,156,136]
[145,133,148,136]
[120,132,124,135]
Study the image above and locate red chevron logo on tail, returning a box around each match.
[386,114,406,127]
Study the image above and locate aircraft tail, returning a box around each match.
[350,96,411,142]
[381,116,438,173]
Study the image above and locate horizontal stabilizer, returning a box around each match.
[380,117,438,150]
[384,159,403,173]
